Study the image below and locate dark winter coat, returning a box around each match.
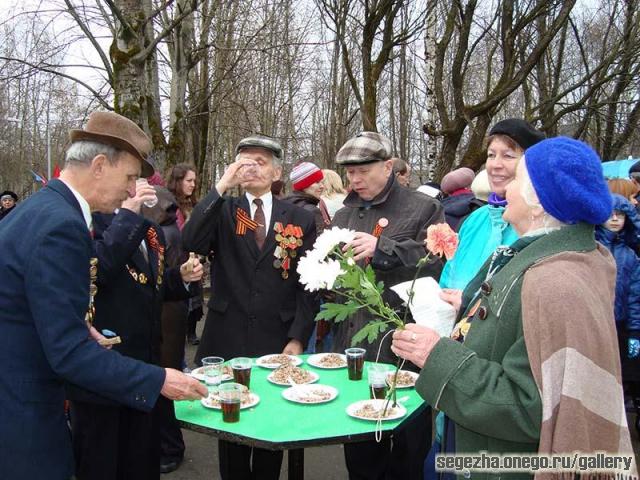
[596,194,640,332]
[441,191,485,231]
[282,190,328,234]
[143,187,189,369]
[331,176,445,365]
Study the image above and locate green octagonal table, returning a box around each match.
[176,355,428,480]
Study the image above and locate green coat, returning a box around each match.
[416,224,598,479]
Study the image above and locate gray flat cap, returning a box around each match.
[236,135,282,159]
[335,132,393,166]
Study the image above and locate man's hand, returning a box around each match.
[343,232,378,262]
[282,339,304,355]
[216,157,258,195]
[180,253,204,283]
[121,181,157,214]
[160,368,208,400]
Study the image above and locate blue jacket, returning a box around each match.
[595,194,640,331]
[440,204,519,290]
[0,180,165,480]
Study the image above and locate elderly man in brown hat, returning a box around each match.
[331,131,444,480]
[0,111,206,480]
[183,134,320,480]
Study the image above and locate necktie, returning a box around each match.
[253,198,266,249]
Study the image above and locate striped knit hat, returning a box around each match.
[290,162,324,191]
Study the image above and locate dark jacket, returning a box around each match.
[331,176,445,364]
[143,187,190,369]
[66,208,190,405]
[0,205,16,221]
[182,189,319,363]
[441,191,485,231]
[282,190,328,234]
[596,194,640,331]
[0,180,164,479]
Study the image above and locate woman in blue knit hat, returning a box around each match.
[392,137,636,478]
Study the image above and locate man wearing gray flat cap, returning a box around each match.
[331,131,444,479]
[183,134,319,480]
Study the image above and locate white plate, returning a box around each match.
[306,353,347,369]
[255,354,303,369]
[282,384,338,404]
[267,369,319,386]
[346,399,407,421]
[200,392,260,410]
[190,366,233,383]
[386,370,419,389]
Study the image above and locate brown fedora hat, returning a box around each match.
[69,111,155,177]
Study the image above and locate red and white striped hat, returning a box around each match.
[290,162,324,191]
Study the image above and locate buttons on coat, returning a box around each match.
[477,306,488,320]
[480,281,492,295]
[135,394,147,403]
[358,212,365,219]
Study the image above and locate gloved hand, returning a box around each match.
[628,338,640,359]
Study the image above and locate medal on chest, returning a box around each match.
[273,222,303,279]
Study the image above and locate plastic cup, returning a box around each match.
[368,364,390,399]
[218,382,243,423]
[136,178,158,208]
[345,348,366,380]
[230,357,252,389]
[201,356,224,389]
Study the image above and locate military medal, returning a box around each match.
[273,222,303,279]
[85,257,98,328]
[146,227,165,288]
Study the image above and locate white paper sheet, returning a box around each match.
[390,277,456,337]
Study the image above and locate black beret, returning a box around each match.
[489,118,545,150]
[0,191,18,201]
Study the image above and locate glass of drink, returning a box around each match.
[230,357,252,389]
[136,178,158,208]
[368,364,390,400]
[345,348,366,380]
[218,382,243,423]
[201,356,225,391]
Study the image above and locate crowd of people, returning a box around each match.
[0,110,638,480]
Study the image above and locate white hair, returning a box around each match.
[520,157,565,232]
[65,141,122,167]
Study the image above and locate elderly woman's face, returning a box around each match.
[503,160,536,236]
[486,137,523,197]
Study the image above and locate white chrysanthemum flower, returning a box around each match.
[311,227,356,260]
[297,251,346,292]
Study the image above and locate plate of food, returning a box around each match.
[267,364,319,386]
[282,384,338,404]
[201,386,260,410]
[190,364,233,383]
[386,370,419,389]
[346,399,406,421]
[306,353,347,369]
[255,354,303,369]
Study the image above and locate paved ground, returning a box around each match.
[166,320,640,479]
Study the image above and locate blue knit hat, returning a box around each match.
[524,137,612,225]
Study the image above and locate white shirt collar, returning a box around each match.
[59,179,92,231]
[245,191,273,229]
